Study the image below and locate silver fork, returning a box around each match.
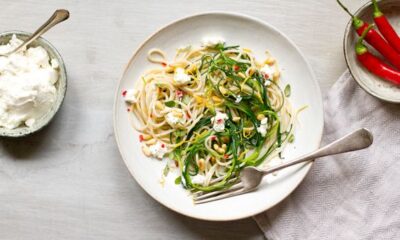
[194,128,373,204]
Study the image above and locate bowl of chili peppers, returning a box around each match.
[341,0,400,103]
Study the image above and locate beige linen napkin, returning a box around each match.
[253,71,400,239]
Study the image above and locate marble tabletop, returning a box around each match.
[0,0,367,239]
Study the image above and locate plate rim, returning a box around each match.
[343,0,400,104]
[113,11,324,221]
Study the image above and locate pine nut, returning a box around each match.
[155,101,164,110]
[197,158,205,171]
[265,57,276,65]
[165,66,174,73]
[145,138,156,145]
[238,72,246,79]
[273,71,280,81]
[217,147,225,154]
[229,86,240,93]
[212,96,222,103]
[248,67,255,77]
[219,86,228,95]
[142,134,151,140]
[213,143,220,151]
[142,145,151,157]
[257,114,265,121]
[173,111,183,118]
[210,157,216,164]
[187,64,197,73]
[232,116,241,122]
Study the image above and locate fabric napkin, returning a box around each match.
[253,71,400,240]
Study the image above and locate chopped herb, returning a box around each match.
[288,134,295,143]
[175,130,186,137]
[175,176,182,185]
[284,84,291,98]
[215,43,225,50]
[163,164,170,177]
[165,100,176,107]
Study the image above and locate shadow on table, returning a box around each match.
[174,164,309,238]
[0,109,63,160]
[160,206,264,240]
[138,163,311,239]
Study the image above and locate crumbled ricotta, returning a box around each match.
[202,37,225,48]
[165,108,186,128]
[235,95,242,103]
[260,64,274,80]
[149,141,168,159]
[257,117,269,137]
[123,89,139,103]
[191,174,206,185]
[211,111,228,132]
[173,68,191,85]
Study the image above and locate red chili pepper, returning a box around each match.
[176,90,184,98]
[337,0,400,70]
[139,135,144,142]
[356,25,400,85]
[211,136,217,141]
[122,90,127,97]
[372,0,400,53]
[233,65,240,71]
[161,62,167,67]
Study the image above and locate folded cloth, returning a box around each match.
[253,71,400,240]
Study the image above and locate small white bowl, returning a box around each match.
[344,0,400,103]
[0,31,67,137]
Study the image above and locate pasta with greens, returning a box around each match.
[123,39,296,192]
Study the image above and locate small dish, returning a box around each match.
[344,0,400,103]
[114,12,323,221]
[0,31,67,137]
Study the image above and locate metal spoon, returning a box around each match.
[0,9,69,57]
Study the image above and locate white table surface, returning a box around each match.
[0,0,367,239]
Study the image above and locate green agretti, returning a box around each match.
[171,44,293,192]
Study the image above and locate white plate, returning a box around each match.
[113,12,323,221]
[344,0,400,103]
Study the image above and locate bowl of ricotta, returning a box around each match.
[0,31,67,137]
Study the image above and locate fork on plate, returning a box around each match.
[193,128,373,204]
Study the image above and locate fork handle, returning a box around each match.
[262,128,373,176]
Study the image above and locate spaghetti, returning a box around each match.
[125,40,295,192]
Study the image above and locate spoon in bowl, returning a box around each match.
[0,9,69,57]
